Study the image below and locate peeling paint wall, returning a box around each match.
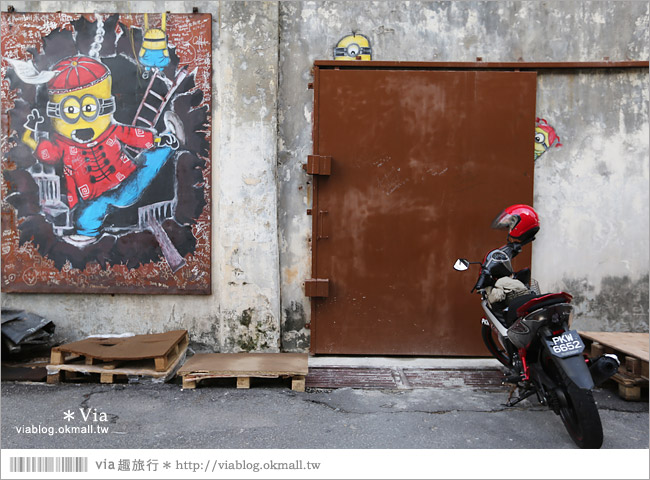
[1,1,648,352]
[534,70,649,332]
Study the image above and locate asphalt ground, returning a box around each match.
[1,378,647,450]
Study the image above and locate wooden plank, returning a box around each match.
[161,334,189,372]
[292,375,306,392]
[618,383,641,401]
[182,378,197,389]
[590,342,605,358]
[181,373,278,381]
[177,353,308,377]
[101,362,122,370]
[626,356,642,375]
[100,373,113,384]
[154,356,168,372]
[579,332,649,361]
[179,372,308,390]
[50,350,64,365]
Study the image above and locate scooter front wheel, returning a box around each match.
[481,323,510,367]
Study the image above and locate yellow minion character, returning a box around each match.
[22,56,116,147]
[534,118,562,160]
[138,13,170,77]
[334,33,372,61]
[21,55,177,218]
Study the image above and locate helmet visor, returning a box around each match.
[490,209,519,231]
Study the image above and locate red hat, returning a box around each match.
[47,56,110,95]
[535,118,563,148]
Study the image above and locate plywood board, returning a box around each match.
[177,353,309,376]
[579,332,649,361]
[53,330,187,361]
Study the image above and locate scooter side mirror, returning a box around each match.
[453,258,470,271]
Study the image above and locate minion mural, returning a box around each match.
[139,13,170,78]
[334,33,372,61]
[534,118,562,160]
[1,12,212,294]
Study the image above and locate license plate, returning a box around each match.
[545,330,585,358]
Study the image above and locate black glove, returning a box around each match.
[24,108,44,132]
[158,132,179,150]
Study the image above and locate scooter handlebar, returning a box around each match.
[472,270,493,293]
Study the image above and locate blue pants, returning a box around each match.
[75,147,173,236]
[139,49,170,71]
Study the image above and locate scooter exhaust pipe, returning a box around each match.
[589,354,620,386]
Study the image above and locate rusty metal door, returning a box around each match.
[308,64,536,355]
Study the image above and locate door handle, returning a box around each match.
[318,210,329,240]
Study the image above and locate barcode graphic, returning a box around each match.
[10,457,88,473]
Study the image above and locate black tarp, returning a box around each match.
[1,308,55,354]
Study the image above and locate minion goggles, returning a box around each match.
[46,94,116,124]
[334,43,372,58]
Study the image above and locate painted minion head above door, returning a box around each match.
[334,33,372,61]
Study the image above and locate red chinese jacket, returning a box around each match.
[35,124,155,208]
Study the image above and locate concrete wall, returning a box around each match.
[2,1,648,352]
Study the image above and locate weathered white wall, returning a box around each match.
[534,71,649,332]
[2,1,648,352]
[216,2,281,351]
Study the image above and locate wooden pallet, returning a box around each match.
[47,330,188,384]
[177,353,308,392]
[580,331,649,401]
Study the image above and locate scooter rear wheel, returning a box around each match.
[557,378,603,449]
[545,353,603,448]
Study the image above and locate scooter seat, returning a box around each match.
[509,292,573,325]
[505,293,539,326]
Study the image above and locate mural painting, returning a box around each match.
[534,117,562,160]
[333,33,372,61]
[1,12,212,294]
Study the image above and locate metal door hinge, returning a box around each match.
[303,155,332,176]
[305,278,329,297]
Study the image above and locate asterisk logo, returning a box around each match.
[63,410,75,422]
[163,461,171,470]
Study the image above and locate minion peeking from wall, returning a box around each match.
[334,33,372,61]
[138,13,170,78]
[19,55,180,246]
[534,118,562,160]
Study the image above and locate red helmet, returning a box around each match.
[491,204,540,244]
[47,56,110,95]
